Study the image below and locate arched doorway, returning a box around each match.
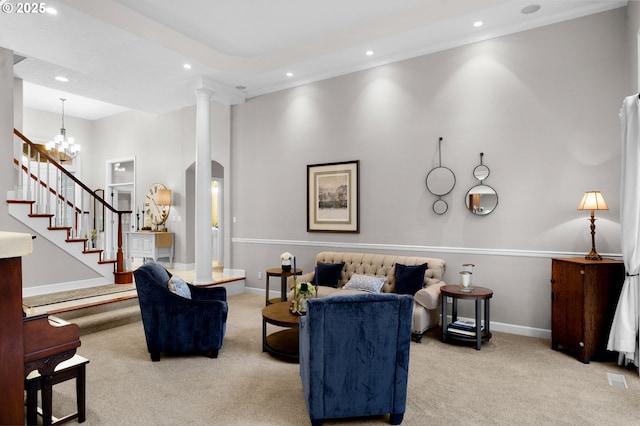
[185,160,224,268]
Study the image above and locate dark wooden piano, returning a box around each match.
[23,314,81,377]
[0,232,80,425]
[23,314,81,426]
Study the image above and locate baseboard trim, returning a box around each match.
[490,321,550,339]
[444,314,551,339]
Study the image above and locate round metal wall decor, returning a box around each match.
[465,153,498,216]
[425,137,456,215]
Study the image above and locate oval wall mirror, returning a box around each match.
[465,184,498,215]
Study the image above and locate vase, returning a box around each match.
[297,293,309,314]
[297,282,311,314]
[282,260,292,272]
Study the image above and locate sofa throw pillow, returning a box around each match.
[343,274,386,293]
[316,262,345,288]
[394,263,428,295]
[167,275,192,299]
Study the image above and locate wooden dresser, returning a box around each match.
[551,257,625,363]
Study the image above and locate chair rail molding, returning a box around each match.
[231,238,622,260]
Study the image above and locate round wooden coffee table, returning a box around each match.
[262,302,301,361]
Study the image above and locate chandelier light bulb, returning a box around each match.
[48,98,81,162]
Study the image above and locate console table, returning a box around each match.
[129,232,174,267]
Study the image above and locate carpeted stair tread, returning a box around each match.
[55,299,142,335]
[23,283,136,308]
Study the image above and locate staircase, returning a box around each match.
[7,200,116,280]
[9,129,132,284]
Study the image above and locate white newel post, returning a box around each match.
[194,88,214,284]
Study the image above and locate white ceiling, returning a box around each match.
[1,0,627,120]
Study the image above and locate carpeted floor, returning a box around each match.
[23,284,136,308]
[45,293,640,425]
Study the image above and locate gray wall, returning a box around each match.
[230,8,629,335]
[0,7,634,333]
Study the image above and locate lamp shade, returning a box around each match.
[577,191,608,211]
[156,189,172,206]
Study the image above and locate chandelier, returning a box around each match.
[46,98,81,162]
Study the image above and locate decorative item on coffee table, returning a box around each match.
[280,252,293,271]
[291,282,314,315]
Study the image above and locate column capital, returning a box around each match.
[195,87,213,101]
[185,75,245,105]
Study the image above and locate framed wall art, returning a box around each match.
[307,160,359,233]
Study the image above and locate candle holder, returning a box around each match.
[459,271,472,292]
[459,263,474,292]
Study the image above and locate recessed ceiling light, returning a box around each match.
[286,72,293,77]
[366,50,374,56]
[183,63,192,69]
[521,4,541,14]
[46,7,57,15]
[473,21,484,28]
[55,76,69,82]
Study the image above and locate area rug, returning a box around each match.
[23,283,136,308]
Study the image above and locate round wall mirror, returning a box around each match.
[433,199,449,215]
[473,165,490,181]
[426,166,456,196]
[465,184,498,215]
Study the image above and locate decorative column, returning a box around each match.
[194,88,213,284]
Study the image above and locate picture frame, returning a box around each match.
[307,160,359,233]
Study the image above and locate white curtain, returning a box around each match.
[607,94,640,371]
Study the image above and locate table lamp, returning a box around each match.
[577,191,608,260]
[156,189,172,232]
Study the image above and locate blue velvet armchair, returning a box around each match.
[133,262,228,361]
[299,293,413,425]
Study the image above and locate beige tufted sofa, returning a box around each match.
[288,251,447,342]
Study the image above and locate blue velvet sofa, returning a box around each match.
[299,293,413,425]
[133,261,228,361]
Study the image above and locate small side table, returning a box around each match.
[265,268,303,305]
[441,285,493,350]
